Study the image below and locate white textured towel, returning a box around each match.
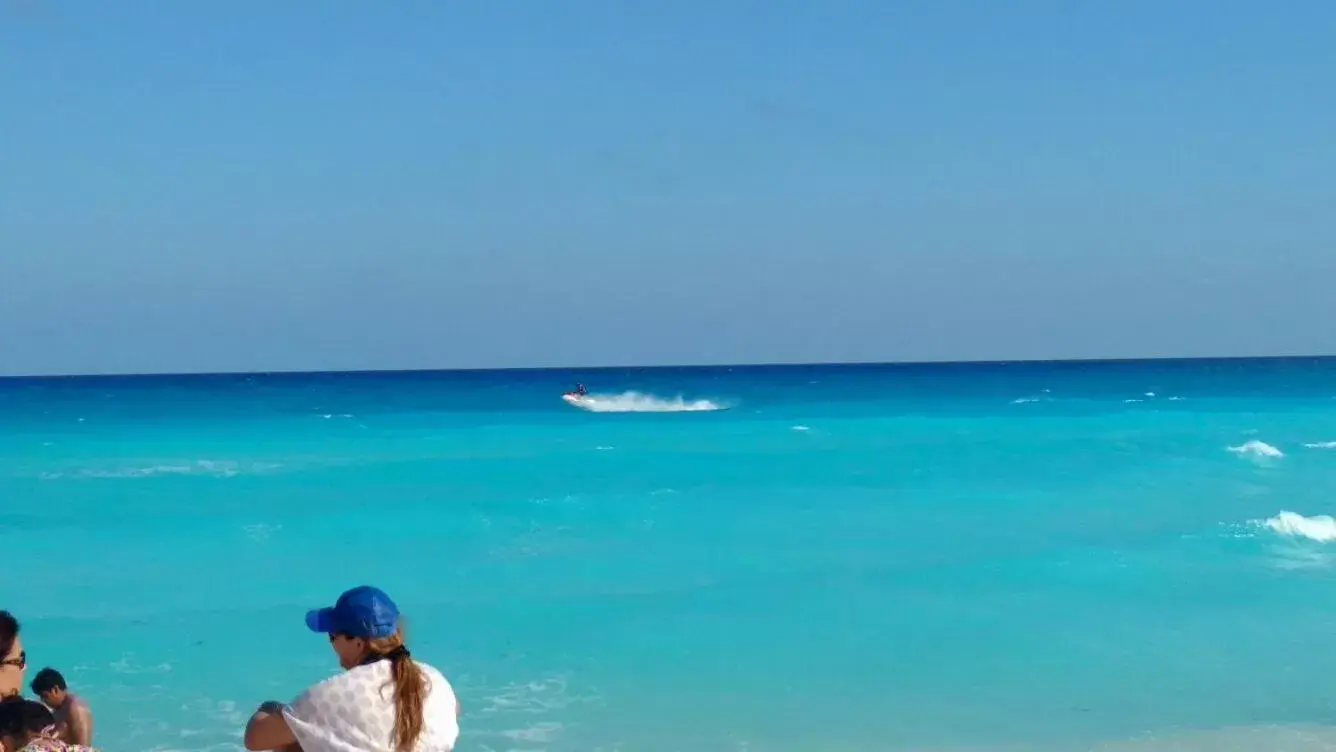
[282,660,459,752]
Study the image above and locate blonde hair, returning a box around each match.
[366,625,427,752]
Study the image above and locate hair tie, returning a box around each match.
[357,644,411,667]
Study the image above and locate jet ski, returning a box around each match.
[562,384,590,406]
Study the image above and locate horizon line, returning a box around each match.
[3,351,1335,382]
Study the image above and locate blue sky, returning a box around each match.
[2,1,1334,375]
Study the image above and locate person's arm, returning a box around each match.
[67,702,93,747]
[51,714,72,743]
[244,701,299,751]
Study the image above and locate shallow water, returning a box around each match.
[6,359,1336,751]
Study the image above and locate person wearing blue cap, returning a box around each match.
[243,586,460,752]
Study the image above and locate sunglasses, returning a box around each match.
[0,651,24,670]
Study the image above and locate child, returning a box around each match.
[0,698,97,752]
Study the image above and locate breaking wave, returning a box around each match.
[565,391,726,413]
[1227,440,1284,459]
[1259,511,1336,542]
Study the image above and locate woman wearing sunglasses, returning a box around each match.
[243,586,460,752]
[0,612,22,700]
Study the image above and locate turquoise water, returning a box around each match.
[6,359,1336,751]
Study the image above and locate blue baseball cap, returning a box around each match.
[305,586,400,639]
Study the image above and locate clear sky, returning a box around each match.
[2,1,1334,376]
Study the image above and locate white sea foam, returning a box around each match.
[791,425,811,432]
[39,460,282,480]
[1091,723,1336,750]
[242,523,282,541]
[1227,440,1284,459]
[566,391,725,413]
[1303,441,1336,449]
[476,675,598,715]
[88,462,237,479]
[1259,511,1336,542]
[498,722,564,743]
[109,655,174,674]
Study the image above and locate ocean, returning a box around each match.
[6,358,1336,752]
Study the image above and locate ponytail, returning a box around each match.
[369,627,427,752]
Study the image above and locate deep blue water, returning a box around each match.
[6,358,1336,751]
